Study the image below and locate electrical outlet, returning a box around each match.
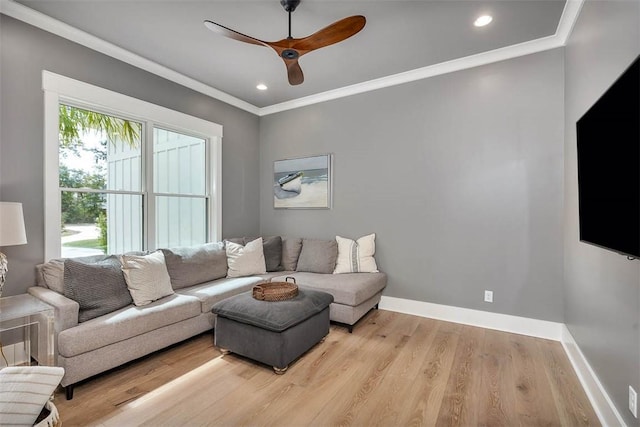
[484,290,493,303]
[630,386,638,418]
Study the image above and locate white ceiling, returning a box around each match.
[8,0,568,111]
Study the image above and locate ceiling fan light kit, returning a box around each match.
[204,0,366,86]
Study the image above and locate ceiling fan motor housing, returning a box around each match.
[282,49,299,59]
[280,0,301,12]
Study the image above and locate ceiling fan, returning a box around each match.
[204,0,366,86]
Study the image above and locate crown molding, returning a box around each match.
[555,0,585,46]
[2,0,584,117]
[259,0,584,116]
[259,34,560,116]
[0,0,260,116]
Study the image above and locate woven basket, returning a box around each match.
[34,400,61,427]
[252,277,298,301]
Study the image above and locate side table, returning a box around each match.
[0,294,55,366]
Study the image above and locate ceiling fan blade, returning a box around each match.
[291,15,366,53]
[204,20,268,47]
[284,58,304,85]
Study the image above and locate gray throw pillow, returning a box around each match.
[63,256,133,323]
[261,236,283,272]
[281,237,302,271]
[161,242,227,289]
[296,239,338,274]
[39,254,111,294]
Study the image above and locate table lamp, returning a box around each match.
[0,202,27,297]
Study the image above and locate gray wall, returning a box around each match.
[0,16,261,296]
[564,1,640,425]
[3,7,637,422]
[260,49,565,322]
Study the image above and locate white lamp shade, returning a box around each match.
[0,202,27,247]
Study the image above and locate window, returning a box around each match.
[152,128,208,249]
[44,72,222,260]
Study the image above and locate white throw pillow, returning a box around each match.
[120,250,174,306]
[226,237,267,278]
[333,233,379,274]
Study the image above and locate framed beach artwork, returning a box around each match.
[273,154,332,209]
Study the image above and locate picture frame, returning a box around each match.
[273,154,332,209]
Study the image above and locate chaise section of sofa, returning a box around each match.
[270,272,387,331]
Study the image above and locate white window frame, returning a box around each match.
[42,71,223,260]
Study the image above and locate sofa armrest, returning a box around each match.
[28,287,79,332]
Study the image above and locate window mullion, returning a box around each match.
[153,192,208,198]
[144,121,155,251]
[59,187,143,196]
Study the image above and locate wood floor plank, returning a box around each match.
[261,336,368,425]
[354,317,439,426]
[53,310,600,427]
[538,339,601,426]
[308,311,420,426]
[510,333,562,426]
[393,320,464,427]
[435,324,486,427]
[476,329,516,426]
[104,354,256,426]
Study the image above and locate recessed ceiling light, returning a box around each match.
[256,83,268,91]
[474,15,493,27]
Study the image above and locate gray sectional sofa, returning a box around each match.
[29,236,386,399]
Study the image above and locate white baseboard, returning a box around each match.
[378,296,625,427]
[379,296,563,340]
[561,325,627,427]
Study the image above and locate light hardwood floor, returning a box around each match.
[54,309,600,426]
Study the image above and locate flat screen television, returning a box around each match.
[576,55,640,258]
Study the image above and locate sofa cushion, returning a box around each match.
[120,251,174,306]
[334,234,379,274]
[161,242,227,290]
[226,238,267,278]
[270,272,387,306]
[177,276,264,313]
[296,239,337,274]
[255,271,295,282]
[63,256,133,323]
[281,237,302,271]
[57,293,201,358]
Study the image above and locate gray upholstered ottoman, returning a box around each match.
[211,289,333,373]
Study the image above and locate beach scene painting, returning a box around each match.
[274,154,332,209]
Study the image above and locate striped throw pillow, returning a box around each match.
[333,234,379,274]
[120,250,174,306]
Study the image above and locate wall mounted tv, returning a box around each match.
[576,55,639,258]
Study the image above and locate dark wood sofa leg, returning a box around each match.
[348,325,354,333]
[65,385,74,400]
[374,303,379,309]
